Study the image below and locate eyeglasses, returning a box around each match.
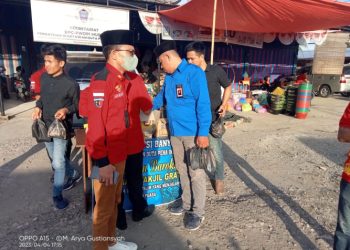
[115,49,136,56]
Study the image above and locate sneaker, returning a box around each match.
[108,240,137,250]
[132,204,155,222]
[184,212,204,231]
[168,203,184,215]
[63,171,82,191]
[53,195,69,210]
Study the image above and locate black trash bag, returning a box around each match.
[32,119,51,143]
[210,117,226,138]
[47,119,67,139]
[189,147,216,174]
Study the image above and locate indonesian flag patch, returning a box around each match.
[93,92,104,108]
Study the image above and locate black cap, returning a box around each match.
[154,41,177,57]
[100,30,134,47]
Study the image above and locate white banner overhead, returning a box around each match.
[139,11,263,48]
[138,11,162,35]
[30,0,129,46]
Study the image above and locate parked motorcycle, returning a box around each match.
[14,66,30,102]
[15,78,30,101]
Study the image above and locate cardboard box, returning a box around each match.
[140,110,160,125]
[141,123,155,139]
[155,118,169,138]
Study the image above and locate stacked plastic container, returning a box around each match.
[295,83,312,119]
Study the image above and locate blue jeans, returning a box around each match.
[208,134,224,180]
[45,138,75,198]
[334,179,350,250]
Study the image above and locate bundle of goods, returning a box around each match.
[295,83,312,119]
[257,93,269,107]
[234,103,242,111]
[269,87,286,114]
[140,110,169,138]
[232,92,246,105]
[285,86,298,116]
[252,100,267,113]
[235,97,252,112]
[246,91,253,104]
[242,103,252,112]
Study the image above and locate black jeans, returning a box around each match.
[118,151,147,216]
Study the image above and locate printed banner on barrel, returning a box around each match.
[123,138,181,210]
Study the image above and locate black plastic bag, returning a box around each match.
[32,119,51,143]
[47,119,67,139]
[210,117,226,138]
[189,147,216,174]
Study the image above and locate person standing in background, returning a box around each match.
[334,102,350,250]
[185,41,232,195]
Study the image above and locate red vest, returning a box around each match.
[79,63,152,167]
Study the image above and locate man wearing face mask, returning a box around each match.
[79,30,152,250]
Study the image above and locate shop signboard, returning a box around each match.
[30,0,129,46]
[123,138,181,210]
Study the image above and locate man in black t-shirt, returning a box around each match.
[32,44,81,210]
[186,42,232,195]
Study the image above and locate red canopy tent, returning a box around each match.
[160,0,350,63]
[159,0,350,33]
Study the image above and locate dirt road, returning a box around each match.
[0,95,349,250]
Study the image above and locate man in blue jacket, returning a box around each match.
[153,41,211,230]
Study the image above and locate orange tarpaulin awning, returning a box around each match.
[159,0,350,33]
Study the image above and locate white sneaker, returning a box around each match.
[108,241,138,250]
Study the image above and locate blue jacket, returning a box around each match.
[153,59,211,136]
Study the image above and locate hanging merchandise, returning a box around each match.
[312,31,328,45]
[295,31,328,46]
[263,33,276,43]
[295,33,307,46]
[278,33,295,45]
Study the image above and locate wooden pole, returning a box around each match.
[210,0,218,65]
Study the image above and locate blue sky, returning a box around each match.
[179,0,189,4]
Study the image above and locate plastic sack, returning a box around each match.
[189,147,216,174]
[242,103,252,112]
[32,119,51,143]
[210,117,226,138]
[47,119,67,139]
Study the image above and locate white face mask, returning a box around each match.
[121,54,138,72]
